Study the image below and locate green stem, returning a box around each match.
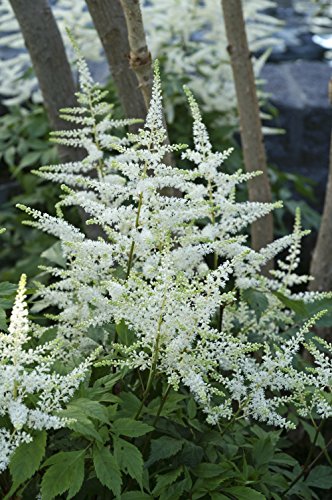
[152,384,172,426]
[134,290,167,420]
[126,191,144,278]
[208,178,225,331]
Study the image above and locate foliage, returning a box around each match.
[0,104,58,281]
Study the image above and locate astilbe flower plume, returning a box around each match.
[0,274,94,471]
[18,50,332,430]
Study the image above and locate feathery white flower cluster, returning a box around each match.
[0,274,94,472]
[19,54,332,430]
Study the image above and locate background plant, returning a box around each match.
[0,0,280,124]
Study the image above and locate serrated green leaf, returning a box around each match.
[41,450,85,500]
[114,438,143,488]
[121,493,152,500]
[69,398,109,423]
[112,418,153,437]
[119,392,142,417]
[7,431,46,497]
[146,436,184,467]
[192,463,223,478]
[224,486,265,499]
[93,445,122,498]
[306,465,332,489]
[67,416,103,442]
[159,477,191,500]
[153,468,183,496]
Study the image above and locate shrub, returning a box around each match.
[0,51,331,499]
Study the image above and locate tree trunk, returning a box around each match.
[85,0,146,122]
[120,0,152,108]
[8,0,99,236]
[309,78,332,292]
[8,0,77,135]
[120,0,178,174]
[8,0,81,164]
[221,0,274,254]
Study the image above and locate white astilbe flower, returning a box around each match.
[270,207,312,290]
[0,274,95,472]
[19,57,332,429]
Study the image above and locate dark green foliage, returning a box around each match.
[2,368,330,500]
[0,104,58,282]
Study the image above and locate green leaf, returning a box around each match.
[242,289,268,322]
[0,282,17,296]
[41,450,85,500]
[60,401,107,442]
[146,436,184,467]
[116,319,135,346]
[112,418,153,437]
[8,431,46,496]
[270,452,298,467]
[187,397,197,419]
[68,398,109,423]
[119,392,142,417]
[302,421,325,450]
[114,438,143,488]
[159,477,191,500]
[4,145,15,166]
[224,486,265,499]
[177,442,204,468]
[306,465,332,489]
[274,292,332,327]
[153,468,183,496]
[121,493,152,500]
[41,242,66,268]
[209,494,230,500]
[252,437,274,467]
[66,415,103,442]
[192,463,224,478]
[0,309,7,330]
[93,445,122,498]
[18,151,42,169]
